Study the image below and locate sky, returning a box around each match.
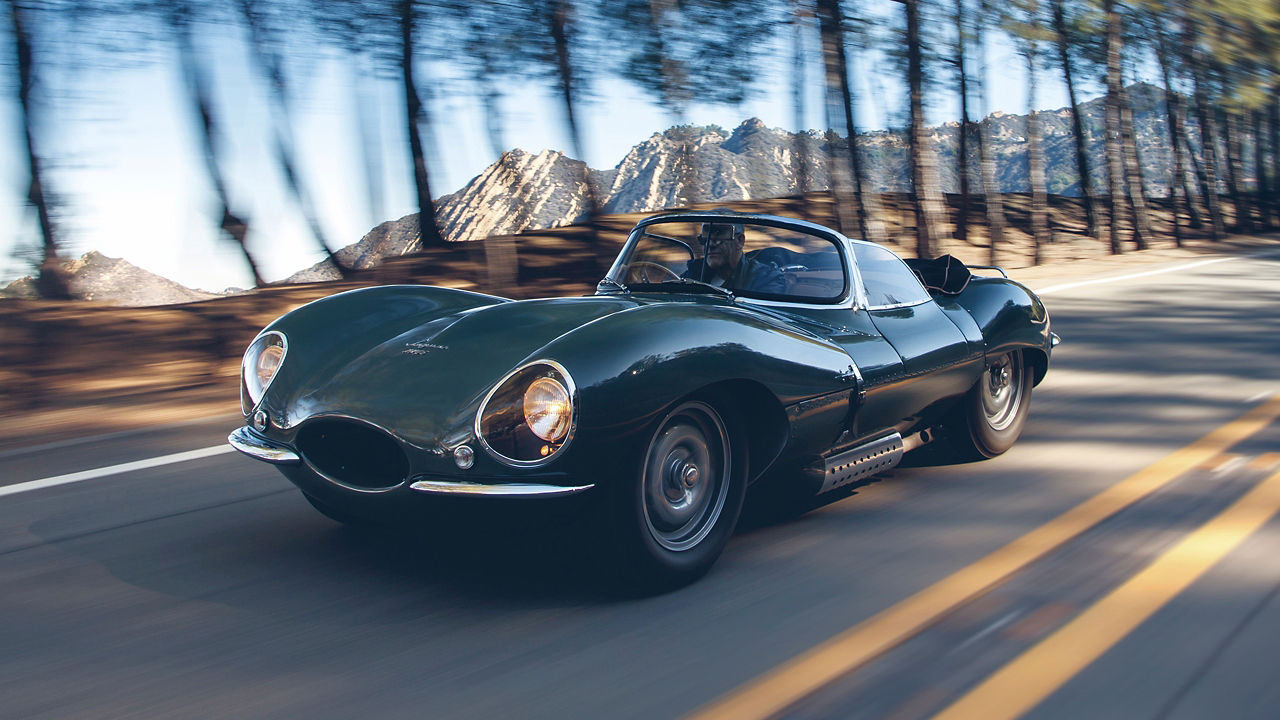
[0,13,1105,293]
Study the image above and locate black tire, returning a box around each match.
[611,398,746,589]
[952,349,1034,459]
[302,492,367,526]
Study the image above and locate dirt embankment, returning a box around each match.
[1,192,1272,452]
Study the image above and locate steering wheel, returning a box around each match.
[628,262,682,283]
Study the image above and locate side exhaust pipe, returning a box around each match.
[808,428,935,495]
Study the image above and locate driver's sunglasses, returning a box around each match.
[702,234,738,248]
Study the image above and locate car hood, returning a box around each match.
[269,296,639,445]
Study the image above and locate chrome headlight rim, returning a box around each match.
[474,359,578,468]
[241,330,288,415]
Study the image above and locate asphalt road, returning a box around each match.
[2,248,1278,720]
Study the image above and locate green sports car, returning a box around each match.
[229,212,1057,586]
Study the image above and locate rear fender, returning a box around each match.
[949,277,1053,384]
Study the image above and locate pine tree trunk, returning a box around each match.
[1103,0,1127,254]
[1185,22,1225,239]
[1118,83,1151,249]
[790,6,812,211]
[1026,46,1048,265]
[1184,118,1211,225]
[976,0,1005,264]
[830,0,880,242]
[904,0,947,258]
[1156,29,1199,237]
[1255,108,1272,229]
[239,0,347,277]
[1051,0,1099,240]
[549,0,602,253]
[400,0,447,248]
[1271,98,1280,215]
[11,0,70,299]
[1223,108,1253,233]
[954,0,972,246]
[174,3,266,286]
[1156,36,1186,246]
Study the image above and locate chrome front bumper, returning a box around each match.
[230,426,592,497]
[408,478,595,497]
[228,426,300,465]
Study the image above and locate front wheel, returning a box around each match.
[952,350,1034,459]
[612,399,746,588]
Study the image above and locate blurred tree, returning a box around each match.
[1183,10,1226,239]
[1221,105,1252,232]
[1003,0,1051,263]
[171,0,266,285]
[818,0,880,242]
[899,0,947,258]
[1049,0,1099,240]
[1101,0,1129,253]
[1117,74,1151,249]
[949,0,974,246]
[790,4,814,207]
[9,0,70,298]
[975,0,1005,264]
[1256,107,1273,229]
[237,0,348,276]
[1152,14,1193,245]
[544,0,603,249]
[399,0,448,247]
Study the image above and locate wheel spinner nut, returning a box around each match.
[682,465,700,488]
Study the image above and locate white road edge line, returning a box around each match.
[1035,247,1280,295]
[1247,390,1275,404]
[0,445,235,498]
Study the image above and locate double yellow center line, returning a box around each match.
[688,394,1280,720]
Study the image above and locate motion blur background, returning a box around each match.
[3,0,1277,296]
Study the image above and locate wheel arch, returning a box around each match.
[692,379,790,485]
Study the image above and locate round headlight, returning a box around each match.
[524,377,571,442]
[476,361,576,466]
[242,331,287,414]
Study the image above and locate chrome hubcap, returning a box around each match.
[642,402,730,552]
[981,352,1024,432]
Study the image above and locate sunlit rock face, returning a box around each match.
[437,148,602,243]
[435,118,832,242]
[0,251,222,306]
[297,82,1177,277]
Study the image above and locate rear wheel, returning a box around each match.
[613,399,746,589]
[951,350,1034,459]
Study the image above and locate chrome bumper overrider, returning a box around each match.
[409,479,594,497]
[227,426,300,465]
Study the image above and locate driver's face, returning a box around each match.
[704,226,743,272]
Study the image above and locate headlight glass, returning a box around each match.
[476,361,576,465]
[524,377,572,443]
[241,331,287,414]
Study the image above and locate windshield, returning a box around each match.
[605,219,848,303]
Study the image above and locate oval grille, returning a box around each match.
[296,419,410,491]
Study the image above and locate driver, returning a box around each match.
[682,221,786,294]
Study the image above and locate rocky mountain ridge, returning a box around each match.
[289,83,1184,282]
[1,251,231,306]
